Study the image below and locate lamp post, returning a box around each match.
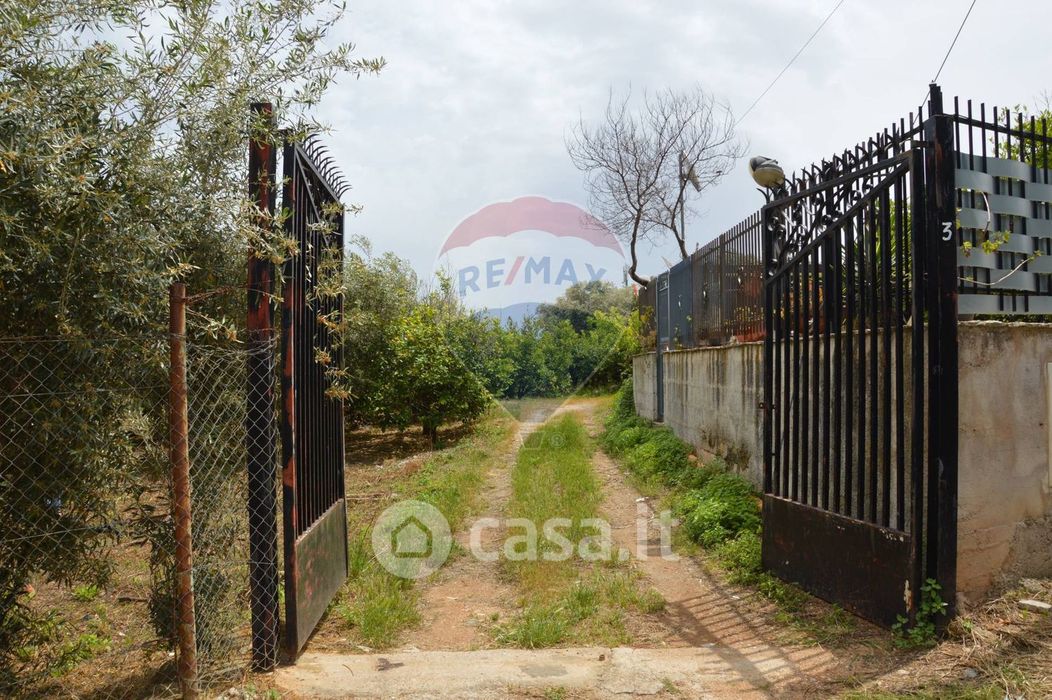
[748,156,786,202]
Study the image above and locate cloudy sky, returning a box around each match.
[315,0,1052,282]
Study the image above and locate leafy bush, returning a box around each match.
[714,532,763,583]
[606,424,650,454]
[671,459,722,490]
[673,473,760,547]
[375,301,493,442]
[0,0,378,683]
[602,381,760,549]
[607,379,638,427]
[624,430,691,480]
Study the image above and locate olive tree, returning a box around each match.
[0,0,380,680]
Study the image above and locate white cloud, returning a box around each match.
[317,0,1052,279]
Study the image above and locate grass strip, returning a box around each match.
[495,410,665,648]
[333,406,516,648]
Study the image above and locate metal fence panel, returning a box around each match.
[667,258,693,348]
[951,98,1052,313]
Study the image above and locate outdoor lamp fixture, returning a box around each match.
[749,155,790,267]
[748,156,786,200]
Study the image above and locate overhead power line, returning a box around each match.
[931,0,978,85]
[735,0,848,126]
[912,0,979,121]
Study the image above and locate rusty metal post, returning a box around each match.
[169,282,198,698]
[246,101,280,669]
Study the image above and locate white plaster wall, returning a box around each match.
[661,344,764,487]
[632,344,763,487]
[632,353,658,422]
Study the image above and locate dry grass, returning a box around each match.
[844,578,1052,698]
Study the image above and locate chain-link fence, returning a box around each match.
[0,317,272,697]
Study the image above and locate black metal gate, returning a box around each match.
[761,86,958,627]
[279,136,349,655]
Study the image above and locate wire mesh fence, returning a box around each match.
[0,328,271,698]
[184,341,257,687]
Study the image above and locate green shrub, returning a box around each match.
[673,473,760,547]
[671,460,721,490]
[611,379,636,422]
[605,424,648,454]
[624,429,690,479]
[714,532,763,583]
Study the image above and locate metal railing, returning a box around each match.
[639,212,764,350]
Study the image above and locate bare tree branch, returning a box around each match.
[567,86,744,286]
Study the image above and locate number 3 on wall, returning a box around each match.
[942,221,954,241]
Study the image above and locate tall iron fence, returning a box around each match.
[639,93,1052,350]
[639,212,764,350]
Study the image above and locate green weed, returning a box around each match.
[564,581,599,621]
[671,473,760,548]
[71,585,100,603]
[51,633,110,677]
[336,565,420,648]
[891,579,947,649]
[493,604,569,648]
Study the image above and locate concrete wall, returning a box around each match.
[632,321,1052,600]
[632,354,658,422]
[957,322,1052,598]
[662,343,764,487]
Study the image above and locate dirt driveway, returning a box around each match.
[277,398,896,698]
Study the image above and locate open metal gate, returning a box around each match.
[279,136,349,655]
[761,86,958,627]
